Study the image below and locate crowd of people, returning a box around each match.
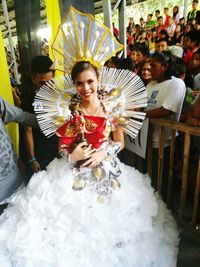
[109,1,200,215]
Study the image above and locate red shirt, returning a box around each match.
[164,15,171,28]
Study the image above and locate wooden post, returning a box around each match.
[147,126,153,178]
[157,126,164,193]
[178,133,191,223]
[191,155,200,226]
[167,129,176,207]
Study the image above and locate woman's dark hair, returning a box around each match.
[151,51,176,79]
[71,61,99,82]
[155,37,169,45]
[135,45,150,56]
[173,6,179,17]
[106,56,120,68]
[159,29,169,39]
[117,58,135,72]
[173,60,186,78]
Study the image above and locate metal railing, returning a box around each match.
[147,118,200,225]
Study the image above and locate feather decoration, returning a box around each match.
[100,67,147,139]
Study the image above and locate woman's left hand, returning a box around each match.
[80,149,107,168]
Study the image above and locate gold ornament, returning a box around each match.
[117,117,128,124]
[91,166,106,181]
[72,176,86,191]
[111,179,121,190]
[108,88,121,99]
[97,195,105,203]
[54,116,65,125]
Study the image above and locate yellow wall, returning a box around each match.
[45,0,63,76]
[45,0,61,59]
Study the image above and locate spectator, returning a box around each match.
[184,23,195,34]
[106,56,120,69]
[137,31,149,47]
[127,17,134,32]
[145,51,186,199]
[128,44,137,64]
[195,21,200,29]
[138,59,152,86]
[174,59,187,80]
[187,0,200,24]
[166,17,176,38]
[163,7,171,28]
[174,60,192,113]
[183,30,200,67]
[172,6,180,25]
[139,17,145,29]
[117,57,135,72]
[159,29,169,40]
[171,24,184,46]
[156,16,165,35]
[146,14,155,29]
[133,45,150,73]
[134,24,142,40]
[149,30,157,52]
[126,31,134,45]
[186,93,200,126]
[21,55,59,180]
[154,10,160,27]
[155,38,169,52]
[0,96,37,205]
[189,48,200,95]
[179,17,186,31]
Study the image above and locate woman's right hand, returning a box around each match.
[70,142,96,162]
[30,160,41,173]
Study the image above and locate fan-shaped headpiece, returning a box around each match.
[51,6,123,73]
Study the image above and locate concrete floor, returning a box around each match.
[177,223,200,267]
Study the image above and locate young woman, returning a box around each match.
[145,51,186,197]
[138,59,152,86]
[0,60,179,267]
[171,24,184,46]
[136,31,149,47]
[172,5,180,25]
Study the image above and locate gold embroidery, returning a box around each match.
[65,122,77,137]
[85,118,98,132]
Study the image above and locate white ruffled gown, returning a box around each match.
[0,154,179,267]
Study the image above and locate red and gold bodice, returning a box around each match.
[56,115,111,153]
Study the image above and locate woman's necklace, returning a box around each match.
[80,102,101,116]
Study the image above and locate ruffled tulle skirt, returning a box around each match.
[0,158,179,267]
